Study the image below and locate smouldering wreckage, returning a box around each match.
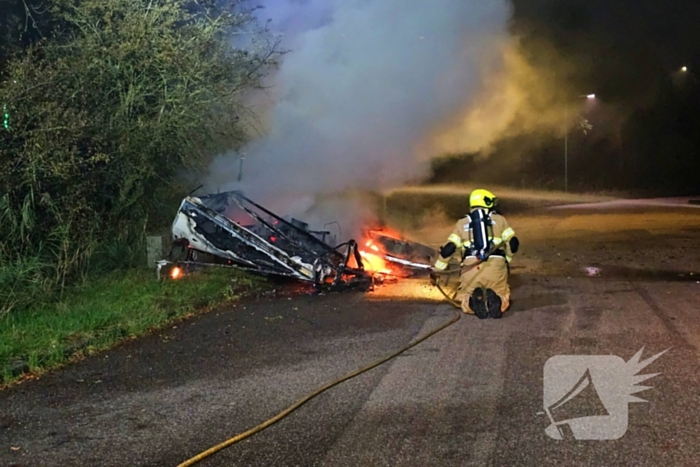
[157,191,438,292]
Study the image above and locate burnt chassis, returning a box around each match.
[158,191,374,291]
[358,228,465,305]
[362,229,437,277]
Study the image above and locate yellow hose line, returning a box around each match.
[434,266,472,309]
[177,306,462,466]
[436,282,462,309]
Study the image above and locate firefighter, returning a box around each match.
[430,188,520,319]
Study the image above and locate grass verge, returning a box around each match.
[0,267,265,387]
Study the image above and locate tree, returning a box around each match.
[0,0,280,312]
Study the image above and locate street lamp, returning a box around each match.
[564,94,596,191]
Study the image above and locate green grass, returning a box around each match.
[0,267,264,385]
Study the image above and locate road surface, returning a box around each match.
[2,201,700,466]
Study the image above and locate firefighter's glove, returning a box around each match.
[439,243,457,258]
[509,237,520,254]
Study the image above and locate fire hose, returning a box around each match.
[433,244,503,309]
[433,266,465,309]
[432,252,496,309]
[176,286,463,466]
[176,262,478,466]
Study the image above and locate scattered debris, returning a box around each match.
[585,267,601,277]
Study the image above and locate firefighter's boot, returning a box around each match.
[486,288,502,319]
[469,288,489,319]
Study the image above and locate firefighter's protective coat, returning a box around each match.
[434,211,517,314]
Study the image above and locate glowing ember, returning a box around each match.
[171,267,182,279]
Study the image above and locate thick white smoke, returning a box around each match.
[206,0,512,236]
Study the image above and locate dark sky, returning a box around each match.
[431,1,700,193]
[510,0,700,107]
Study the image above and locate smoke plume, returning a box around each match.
[430,34,623,160]
[205,0,513,233]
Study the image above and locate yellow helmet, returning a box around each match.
[469,188,498,210]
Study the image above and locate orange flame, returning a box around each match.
[359,239,392,275]
[171,267,182,279]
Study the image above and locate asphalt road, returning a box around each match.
[2,203,700,467]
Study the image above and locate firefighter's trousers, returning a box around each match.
[457,256,511,314]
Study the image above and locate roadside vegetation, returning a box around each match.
[0,0,279,383]
[1,269,265,386]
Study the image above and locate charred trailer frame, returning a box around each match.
[158,191,374,292]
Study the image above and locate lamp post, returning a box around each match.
[564,94,596,191]
[237,152,246,182]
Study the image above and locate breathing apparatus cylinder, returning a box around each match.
[468,208,493,261]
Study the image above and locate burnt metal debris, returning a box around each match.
[362,229,437,276]
[158,191,373,291]
[157,191,437,292]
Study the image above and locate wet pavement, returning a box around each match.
[2,204,700,466]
